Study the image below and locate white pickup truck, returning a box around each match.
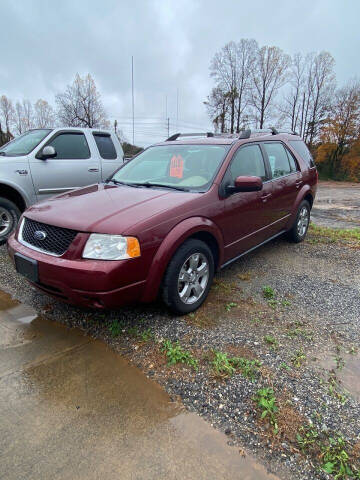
[0,127,124,244]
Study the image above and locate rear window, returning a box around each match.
[94,134,117,159]
[289,140,315,168]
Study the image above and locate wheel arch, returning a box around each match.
[0,183,28,212]
[141,217,223,303]
[285,185,313,231]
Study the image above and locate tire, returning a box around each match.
[162,239,214,314]
[287,200,310,243]
[0,197,21,246]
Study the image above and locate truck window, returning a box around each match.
[46,133,90,159]
[93,134,117,159]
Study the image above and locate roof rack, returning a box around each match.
[239,127,299,139]
[166,132,214,141]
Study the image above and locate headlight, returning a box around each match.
[82,234,140,260]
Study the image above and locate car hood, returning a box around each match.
[24,183,198,234]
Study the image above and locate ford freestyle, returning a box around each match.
[7,129,317,314]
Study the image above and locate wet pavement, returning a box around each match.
[0,290,280,480]
[311,180,360,229]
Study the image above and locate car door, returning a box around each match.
[262,142,302,228]
[218,143,274,262]
[30,130,101,201]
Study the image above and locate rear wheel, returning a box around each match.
[162,239,214,314]
[287,200,310,243]
[0,197,21,246]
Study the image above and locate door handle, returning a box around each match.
[88,168,99,172]
[261,193,272,203]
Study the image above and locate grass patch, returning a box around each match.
[291,349,306,368]
[308,224,360,247]
[262,285,275,299]
[264,335,279,350]
[108,319,125,337]
[161,340,198,371]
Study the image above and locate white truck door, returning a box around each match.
[91,132,124,181]
[30,130,101,201]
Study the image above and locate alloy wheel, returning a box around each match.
[297,206,309,237]
[177,252,209,305]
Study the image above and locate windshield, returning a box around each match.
[111,144,229,192]
[0,129,52,156]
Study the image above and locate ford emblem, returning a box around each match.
[34,230,47,241]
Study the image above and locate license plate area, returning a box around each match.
[14,253,39,283]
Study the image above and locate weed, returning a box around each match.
[281,299,291,307]
[292,349,306,367]
[335,355,345,370]
[254,387,279,434]
[347,346,358,355]
[212,351,236,376]
[268,299,279,309]
[308,224,360,248]
[264,335,279,350]
[328,372,348,405]
[128,326,140,337]
[262,285,275,299]
[161,340,198,370]
[211,351,261,381]
[296,423,319,452]
[321,435,359,479]
[140,328,154,342]
[225,302,237,312]
[108,319,124,337]
[280,361,291,371]
[287,327,313,341]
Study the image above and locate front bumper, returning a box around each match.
[7,234,146,309]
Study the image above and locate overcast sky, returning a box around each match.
[1,0,359,145]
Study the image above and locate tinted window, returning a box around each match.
[263,143,291,178]
[47,133,90,159]
[230,145,266,180]
[94,134,117,159]
[285,149,298,172]
[289,140,315,167]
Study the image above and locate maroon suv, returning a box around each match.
[8,129,317,314]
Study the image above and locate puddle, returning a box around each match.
[0,290,280,480]
[319,351,360,402]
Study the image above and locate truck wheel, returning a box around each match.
[162,239,214,314]
[287,200,310,243]
[0,197,21,246]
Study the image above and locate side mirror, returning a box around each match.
[226,176,263,194]
[41,145,56,160]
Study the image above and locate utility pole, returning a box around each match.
[167,117,170,138]
[131,55,135,145]
[176,88,179,132]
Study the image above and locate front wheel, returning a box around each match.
[0,197,21,246]
[162,239,214,314]
[287,200,310,243]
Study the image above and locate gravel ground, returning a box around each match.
[1,229,360,479]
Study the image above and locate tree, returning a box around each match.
[14,101,25,135]
[317,80,360,177]
[250,46,290,129]
[34,99,55,128]
[56,73,108,128]
[0,95,15,134]
[22,99,34,131]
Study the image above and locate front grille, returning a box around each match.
[20,218,78,256]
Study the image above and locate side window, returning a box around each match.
[285,148,298,172]
[93,134,117,159]
[47,133,90,159]
[230,145,266,181]
[289,140,315,168]
[263,143,291,179]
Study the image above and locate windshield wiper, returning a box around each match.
[0,151,6,156]
[106,179,142,188]
[129,182,190,192]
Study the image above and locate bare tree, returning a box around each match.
[235,39,257,132]
[14,101,24,135]
[56,73,108,128]
[250,46,290,129]
[34,99,55,128]
[204,86,230,133]
[22,99,34,130]
[0,95,15,134]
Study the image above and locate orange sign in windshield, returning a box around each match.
[170,155,184,178]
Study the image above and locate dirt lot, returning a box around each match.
[311,180,360,229]
[0,181,359,479]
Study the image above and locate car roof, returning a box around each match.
[154,132,302,147]
[50,127,112,135]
